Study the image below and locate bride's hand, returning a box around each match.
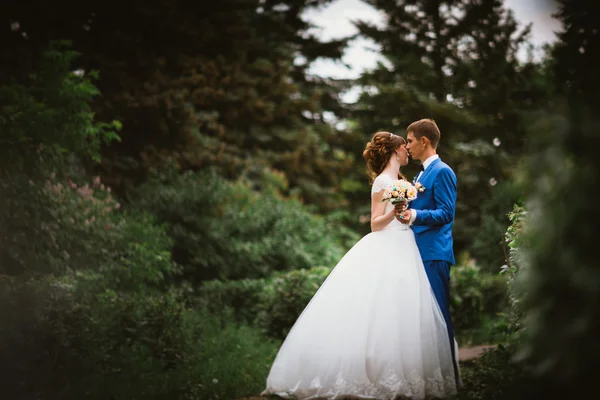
[397,209,411,224]
[394,202,406,214]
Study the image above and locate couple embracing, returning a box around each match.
[263,119,460,399]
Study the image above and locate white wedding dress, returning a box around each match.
[262,174,458,400]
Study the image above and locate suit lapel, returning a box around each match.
[416,158,440,183]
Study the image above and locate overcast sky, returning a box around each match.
[303,0,561,80]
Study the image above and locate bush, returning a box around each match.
[451,343,528,400]
[197,266,333,340]
[187,311,279,400]
[0,170,177,396]
[197,278,266,325]
[256,266,332,339]
[447,204,532,399]
[0,42,278,400]
[469,181,522,274]
[0,173,279,399]
[0,277,278,399]
[0,41,120,277]
[132,169,355,282]
[501,204,527,335]
[450,254,508,338]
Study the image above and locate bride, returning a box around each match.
[262,132,458,399]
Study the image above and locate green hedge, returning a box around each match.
[198,266,332,339]
[132,170,357,283]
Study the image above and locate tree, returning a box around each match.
[450,0,552,271]
[352,0,550,264]
[515,0,600,397]
[0,0,356,212]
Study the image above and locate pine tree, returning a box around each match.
[516,1,600,397]
[0,0,355,212]
[352,0,495,249]
[353,0,549,261]
[449,0,552,270]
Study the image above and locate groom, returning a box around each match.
[396,118,460,386]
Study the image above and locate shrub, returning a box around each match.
[197,266,333,339]
[469,181,522,274]
[256,266,332,339]
[450,254,508,338]
[187,311,279,400]
[500,204,527,335]
[0,42,277,400]
[0,41,120,277]
[196,278,266,325]
[0,277,278,399]
[451,343,528,400]
[132,169,355,282]
[447,204,532,399]
[0,172,280,399]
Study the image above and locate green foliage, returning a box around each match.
[453,0,600,386]
[450,254,508,343]
[0,171,278,399]
[512,2,600,395]
[255,266,332,339]
[2,0,356,213]
[451,344,528,400]
[500,204,527,335]
[132,169,356,282]
[0,41,120,172]
[197,278,266,326]
[201,256,512,344]
[444,206,532,399]
[186,311,279,400]
[198,266,333,340]
[0,41,122,276]
[468,181,523,273]
[0,44,278,399]
[354,0,550,253]
[0,276,278,399]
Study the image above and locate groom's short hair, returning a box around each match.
[406,119,440,149]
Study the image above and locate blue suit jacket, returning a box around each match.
[410,158,457,265]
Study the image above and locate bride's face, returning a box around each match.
[396,144,409,167]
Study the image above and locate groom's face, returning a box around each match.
[406,132,423,160]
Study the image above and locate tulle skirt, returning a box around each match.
[262,227,457,399]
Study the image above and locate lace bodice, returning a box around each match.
[371,174,410,232]
[371,174,395,194]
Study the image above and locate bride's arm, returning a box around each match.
[370,190,397,232]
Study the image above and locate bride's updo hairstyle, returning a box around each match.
[362,131,406,183]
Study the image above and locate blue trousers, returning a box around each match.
[423,260,460,386]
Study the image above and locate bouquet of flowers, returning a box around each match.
[381,179,422,205]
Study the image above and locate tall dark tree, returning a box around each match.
[516,0,600,397]
[352,0,549,263]
[451,0,552,271]
[0,0,355,211]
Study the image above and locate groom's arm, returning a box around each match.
[410,167,456,226]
